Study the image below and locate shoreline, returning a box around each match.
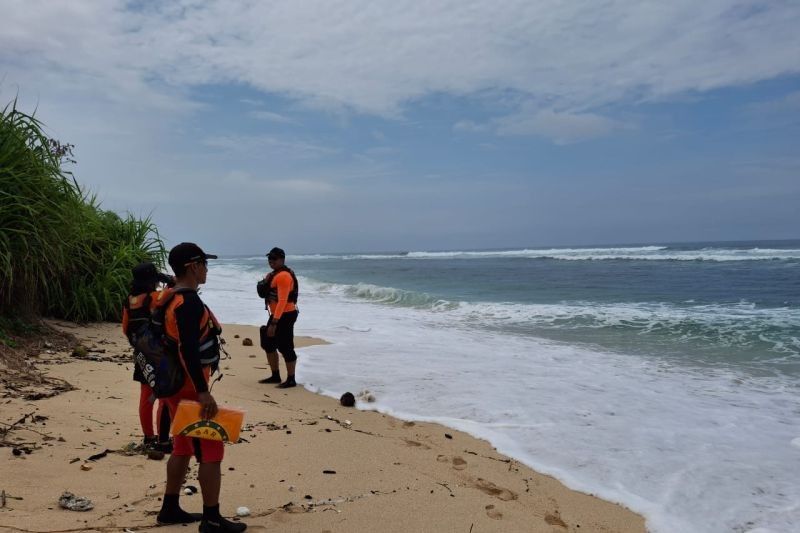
[0,321,646,532]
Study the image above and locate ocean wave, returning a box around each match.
[289,246,800,262]
[342,283,459,310]
[302,278,800,359]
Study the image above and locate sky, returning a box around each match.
[2,0,799,254]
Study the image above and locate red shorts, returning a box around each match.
[166,382,224,463]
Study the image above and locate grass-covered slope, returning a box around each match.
[0,100,165,324]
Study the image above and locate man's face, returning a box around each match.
[267,255,284,269]
[190,259,208,284]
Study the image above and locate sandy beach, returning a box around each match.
[0,321,645,533]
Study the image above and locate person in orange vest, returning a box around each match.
[258,247,300,388]
[156,242,246,533]
[121,262,173,453]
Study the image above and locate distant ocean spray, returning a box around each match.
[202,240,800,533]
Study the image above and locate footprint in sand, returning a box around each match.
[544,512,568,529]
[435,455,467,470]
[485,504,503,520]
[470,477,518,501]
[402,438,430,449]
[451,456,467,470]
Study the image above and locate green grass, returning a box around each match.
[0,99,165,322]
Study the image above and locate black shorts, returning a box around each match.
[260,310,298,361]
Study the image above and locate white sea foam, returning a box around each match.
[282,278,800,359]
[286,246,800,262]
[202,263,800,533]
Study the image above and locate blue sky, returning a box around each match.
[2,1,799,254]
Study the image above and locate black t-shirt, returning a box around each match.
[174,290,209,393]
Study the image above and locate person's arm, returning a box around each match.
[122,305,130,337]
[174,293,208,394]
[272,271,292,320]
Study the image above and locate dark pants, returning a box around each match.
[260,310,298,362]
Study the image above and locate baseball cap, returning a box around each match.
[132,261,173,286]
[168,242,218,271]
[131,262,158,283]
[266,247,285,259]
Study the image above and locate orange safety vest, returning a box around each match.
[161,288,222,370]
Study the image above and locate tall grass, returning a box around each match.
[0,100,165,322]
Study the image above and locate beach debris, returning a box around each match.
[1,490,23,508]
[58,491,94,512]
[236,506,250,517]
[87,449,109,461]
[242,338,253,346]
[339,392,355,407]
[80,463,92,471]
[322,470,336,475]
[288,485,296,492]
[11,448,22,456]
[445,433,453,439]
[343,420,351,426]
[356,390,375,403]
[184,485,198,495]
[71,345,89,358]
[120,441,140,454]
[234,334,240,338]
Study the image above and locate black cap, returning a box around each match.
[131,262,172,290]
[168,242,218,271]
[132,262,158,283]
[267,247,285,259]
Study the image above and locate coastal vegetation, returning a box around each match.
[0,99,164,336]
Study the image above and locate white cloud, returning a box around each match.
[203,134,338,159]
[249,110,296,123]
[2,0,799,117]
[745,91,800,116]
[453,120,487,133]
[494,108,626,144]
[221,170,336,194]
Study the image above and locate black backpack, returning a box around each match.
[130,289,185,398]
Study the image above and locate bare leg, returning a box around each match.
[266,351,279,374]
[198,462,221,507]
[166,454,191,494]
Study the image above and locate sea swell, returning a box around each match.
[305,278,800,368]
[288,245,800,262]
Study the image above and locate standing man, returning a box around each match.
[156,242,246,533]
[258,247,300,388]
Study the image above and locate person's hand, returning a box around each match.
[197,391,218,420]
[267,322,277,337]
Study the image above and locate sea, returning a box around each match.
[200,240,800,533]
